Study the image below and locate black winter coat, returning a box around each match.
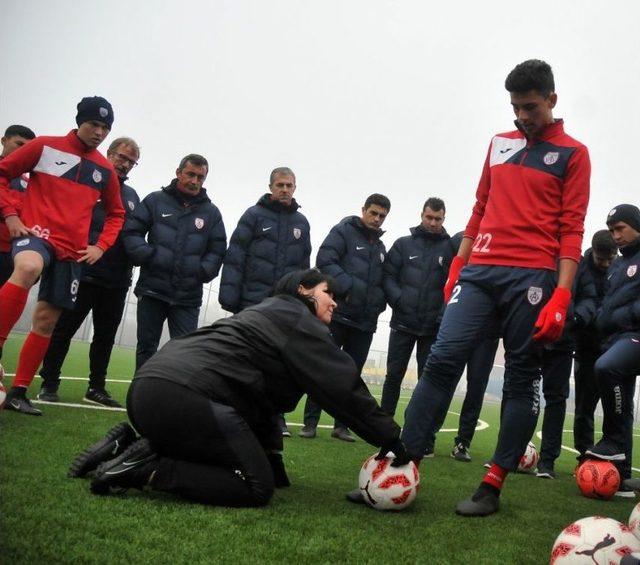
[316,216,386,333]
[123,181,227,307]
[218,195,311,313]
[384,225,453,336]
[134,295,400,451]
[83,180,140,288]
[596,238,640,344]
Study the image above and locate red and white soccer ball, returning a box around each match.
[550,516,640,564]
[0,381,6,410]
[517,441,539,472]
[358,453,420,511]
[629,503,640,541]
[576,459,620,500]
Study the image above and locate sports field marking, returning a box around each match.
[17,375,490,433]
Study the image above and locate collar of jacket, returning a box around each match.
[620,237,640,258]
[514,118,565,143]
[257,193,300,213]
[410,224,450,240]
[163,179,210,207]
[67,129,98,154]
[346,215,384,239]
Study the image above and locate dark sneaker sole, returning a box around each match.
[68,422,136,478]
[585,449,625,461]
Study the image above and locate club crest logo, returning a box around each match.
[543,151,559,165]
[99,107,109,118]
[127,200,135,211]
[195,217,204,230]
[628,265,637,277]
[92,169,102,183]
[527,286,543,305]
[380,252,385,262]
[293,227,301,240]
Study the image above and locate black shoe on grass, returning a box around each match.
[5,387,42,416]
[69,422,137,478]
[455,485,500,517]
[91,438,157,495]
[37,387,60,402]
[346,488,365,504]
[84,388,122,408]
[536,464,556,479]
[451,443,471,462]
[331,427,356,443]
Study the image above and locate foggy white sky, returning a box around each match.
[2,1,639,350]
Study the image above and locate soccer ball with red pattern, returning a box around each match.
[0,381,6,409]
[628,503,640,541]
[517,441,539,472]
[550,516,640,564]
[576,459,620,500]
[358,454,419,511]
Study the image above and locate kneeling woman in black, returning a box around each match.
[70,269,407,507]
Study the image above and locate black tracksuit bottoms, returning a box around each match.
[127,378,275,507]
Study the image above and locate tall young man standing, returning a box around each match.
[398,60,590,516]
[0,97,125,415]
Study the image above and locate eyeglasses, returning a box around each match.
[113,152,139,167]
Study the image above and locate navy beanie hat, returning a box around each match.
[606,204,640,233]
[75,96,114,129]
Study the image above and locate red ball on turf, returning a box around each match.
[576,459,620,500]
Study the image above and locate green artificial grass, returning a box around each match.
[1,334,639,564]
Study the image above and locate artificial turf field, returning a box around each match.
[2,335,640,564]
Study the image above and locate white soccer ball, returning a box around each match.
[358,453,420,511]
[518,441,539,472]
[550,516,640,564]
[629,503,640,541]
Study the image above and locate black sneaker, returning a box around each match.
[622,478,640,492]
[451,443,471,462]
[536,465,556,479]
[281,426,292,438]
[424,448,435,459]
[5,388,42,416]
[585,441,626,461]
[455,486,500,517]
[298,425,317,439]
[614,484,636,498]
[69,422,137,478]
[346,488,365,504]
[90,438,157,495]
[84,388,123,408]
[331,427,356,443]
[37,387,60,402]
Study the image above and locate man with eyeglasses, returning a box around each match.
[37,137,141,407]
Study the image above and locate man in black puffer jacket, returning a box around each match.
[299,193,390,442]
[218,166,311,437]
[38,137,142,406]
[218,167,311,313]
[380,197,453,415]
[124,154,226,370]
[586,205,640,490]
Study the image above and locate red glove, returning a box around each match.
[533,287,572,344]
[444,256,465,303]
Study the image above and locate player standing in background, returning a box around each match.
[397,60,590,516]
[37,137,142,407]
[0,124,36,286]
[0,96,125,415]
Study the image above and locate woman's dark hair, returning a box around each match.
[272,269,337,315]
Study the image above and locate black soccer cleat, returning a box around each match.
[90,438,157,495]
[455,486,500,517]
[451,442,471,462]
[5,388,42,416]
[68,422,137,478]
